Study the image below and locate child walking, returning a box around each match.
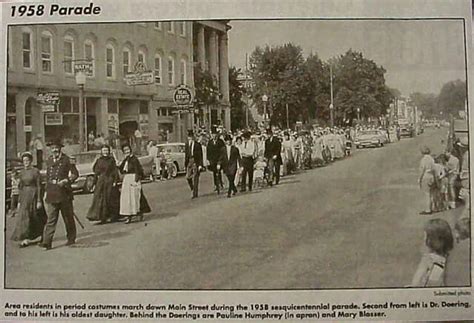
[410,218,454,287]
[253,156,267,188]
[9,170,20,217]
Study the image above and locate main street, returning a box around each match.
[5,127,462,289]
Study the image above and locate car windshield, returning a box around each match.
[72,152,99,164]
[360,131,379,136]
[157,145,184,153]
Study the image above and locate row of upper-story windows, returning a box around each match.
[152,21,186,36]
[13,27,189,86]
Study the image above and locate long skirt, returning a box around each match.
[11,186,46,241]
[120,174,151,216]
[87,175,120,222]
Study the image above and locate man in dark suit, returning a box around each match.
[185,130,203,199]
[264,128,282,186]
[206,128,225,194]
[39,139,79,250]
[218,135,241,198]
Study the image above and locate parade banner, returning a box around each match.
[0,0,473,322]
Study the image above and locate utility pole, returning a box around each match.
[286,103,289,129]
[245,53,249,128]
[329,64,334,128]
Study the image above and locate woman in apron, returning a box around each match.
[119,144,151,224]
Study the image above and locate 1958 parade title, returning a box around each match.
[11,3,101,17]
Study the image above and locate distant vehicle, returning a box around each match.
[155,143,186,178]
[354,130,387,148]
[398,120,415,138]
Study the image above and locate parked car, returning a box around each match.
[354,130,387,148]
[55,150,156,194]
[155,143,186,178]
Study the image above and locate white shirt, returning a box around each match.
[226,145,231,160]
[240,140,256,158]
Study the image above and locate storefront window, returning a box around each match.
[108,99,118,114]
[139,101,148,114]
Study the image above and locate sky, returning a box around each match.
[228,20,467,96]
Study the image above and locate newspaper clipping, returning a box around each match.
[0,0,473,321]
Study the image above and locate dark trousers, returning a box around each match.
[226,173,238,196]
[43,199,76,246]
[210,163,223,189]
[186,158,200,197]
[267,158,281,185]
[36,150,43,170]
[241,157,254,191]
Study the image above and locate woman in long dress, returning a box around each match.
[86,145,121,224]
[281,132,294,176]
[11,152,47,247]
[119,144,151,223]
[418,146,436,215]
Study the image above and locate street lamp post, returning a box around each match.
[262,94,268,127]
[75,71,86,152]
[357,107,361,123]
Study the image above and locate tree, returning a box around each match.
[228,66,247,130]
[409,92,438,117]
[249,43,310,127]
[329,49,393,125]
[437,79,466,117]
[194,69,219,107]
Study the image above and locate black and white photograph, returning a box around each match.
[0,0,473,320]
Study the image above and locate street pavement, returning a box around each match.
[4,127,466,289]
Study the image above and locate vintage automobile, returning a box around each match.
[354,130,387,148]
[155,143,186,178]
[399,122,415,137]
[57,150,155,194]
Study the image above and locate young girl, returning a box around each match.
[9,170,20,217]
[253,156,267,188]
[411,218,454,287]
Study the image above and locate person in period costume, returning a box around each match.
[11,152,47,248]
[445,149,460,209]
[86,145,121,224]
[264,129,282,186]
[31,134,45,169]
[207,128,225,194]
[119,144,151,224]
[418,146,436,215]
[39,139,79,250]
[218,135,241,198]
[185,130,204,199]
[281,132,294,176]
[239,131,257,192]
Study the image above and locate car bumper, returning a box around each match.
[71,177,86,191]
[355,141,380,147]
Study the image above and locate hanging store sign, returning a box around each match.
[45,113,63,126]
[37,91,60,113]
[108,114,119,133]
[173,84,194,107]
[74,60,93,75]
[125,62,154,86]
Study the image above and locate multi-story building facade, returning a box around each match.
[192,21,231,130]
[6,21,230,159]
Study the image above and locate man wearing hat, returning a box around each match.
[207,127,225,194]
[218,134,241,198]
[240,131,257,192]
[264,128,282,186]
[39,138,79,250]
[185,130,204,199]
